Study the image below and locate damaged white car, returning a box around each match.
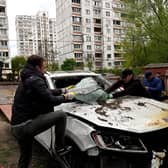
[35,71,168,168]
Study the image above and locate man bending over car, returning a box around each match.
[105,69,151,99]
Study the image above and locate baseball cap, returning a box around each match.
[145,71,152,78]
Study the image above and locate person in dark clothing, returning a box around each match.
[105,69,151,98]
[11,55,75,168]
[144,71,163,100]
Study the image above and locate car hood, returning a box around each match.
[54,96,168,134]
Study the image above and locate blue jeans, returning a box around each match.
[11,110,67,168]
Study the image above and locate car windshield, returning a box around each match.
[52,75,111,104]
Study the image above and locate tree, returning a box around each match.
[123,0,168,67]
[11,56,26,80]
[47,63,59,71]
[61,58,76,71]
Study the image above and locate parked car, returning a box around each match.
[35,71,168,168]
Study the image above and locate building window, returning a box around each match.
[114,53,121,57]
[0,29,7,35]
[86,27,91,33]
[0,6,5,13]
[72,16,81,23]
[4,63,9,68]
[1,41,7,46]
[114,28,121,34]
[108,62,112,66]
[107,37,111,42]
[93,9,101,15]
[114,61,121,66]
[113,20,121,26]
[105,2,110,8]
[107,54,111,58]
[73,35,82,41]
[94,1,101,7]
[73,26,81,32]
[86,9,90,15]
[75,53,82,58]
[94,18,101,24]
[114,12,121,18]
[86,18,91,23]
[72,0,80,3]
[86,36,91,42]
[95,45,101,50]
[107,46,111,50]
[74,44,82,49]
[95,36,101,41]
[72,7,81,13]
[95,53,102,58]
[87,45,91,50]
[87,54,92,59]
[106,11,110,16]
[107,28,111,33]
[94,27,101,33]
[114,45,121,50]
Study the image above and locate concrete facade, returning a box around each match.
[0,0,10,68]
[15,11,57,64]
[55,0,126,70]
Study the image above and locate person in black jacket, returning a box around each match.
[11,55,75,168]
[105,69,150,98]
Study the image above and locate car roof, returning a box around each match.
[45,71,99,78]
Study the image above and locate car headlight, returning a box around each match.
[91,131,148,154]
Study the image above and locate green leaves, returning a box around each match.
[61,58,76,71]
[11,56,26,74]
[123,0,168,67]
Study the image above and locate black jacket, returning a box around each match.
[105,78,151,98]
[11,64,65,125]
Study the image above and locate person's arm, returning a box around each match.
[148,78,162,92]
[105,80,123,94]
[26,76,66,105]
[51,89,62,96]
[113,80,148,98]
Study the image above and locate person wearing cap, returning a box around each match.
[143,71,163,100]
[105,69,150,98]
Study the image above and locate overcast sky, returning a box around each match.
[7,0,56,56]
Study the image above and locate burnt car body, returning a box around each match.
[35,71,168,168]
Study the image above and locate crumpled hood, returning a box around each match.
[54,96,168,133]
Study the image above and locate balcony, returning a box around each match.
[0,34,8,40]
[72,2,81,8]
[94,27,102,35]
[0,0,6,6]
[0,12,5,17]
[72,7,81,16]
[94,19,101,28]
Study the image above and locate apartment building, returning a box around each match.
[16,11,57,64]
[55,0,126,70]
[0,0,10,68]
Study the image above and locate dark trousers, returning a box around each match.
[11,110,67,168]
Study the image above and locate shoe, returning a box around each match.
[57,146,72,156]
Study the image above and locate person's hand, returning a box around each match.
[145,86,149,90]
[64,92,76,100]
[107,93,113,99]
[66,85,75,90]
[61,88,68,94]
